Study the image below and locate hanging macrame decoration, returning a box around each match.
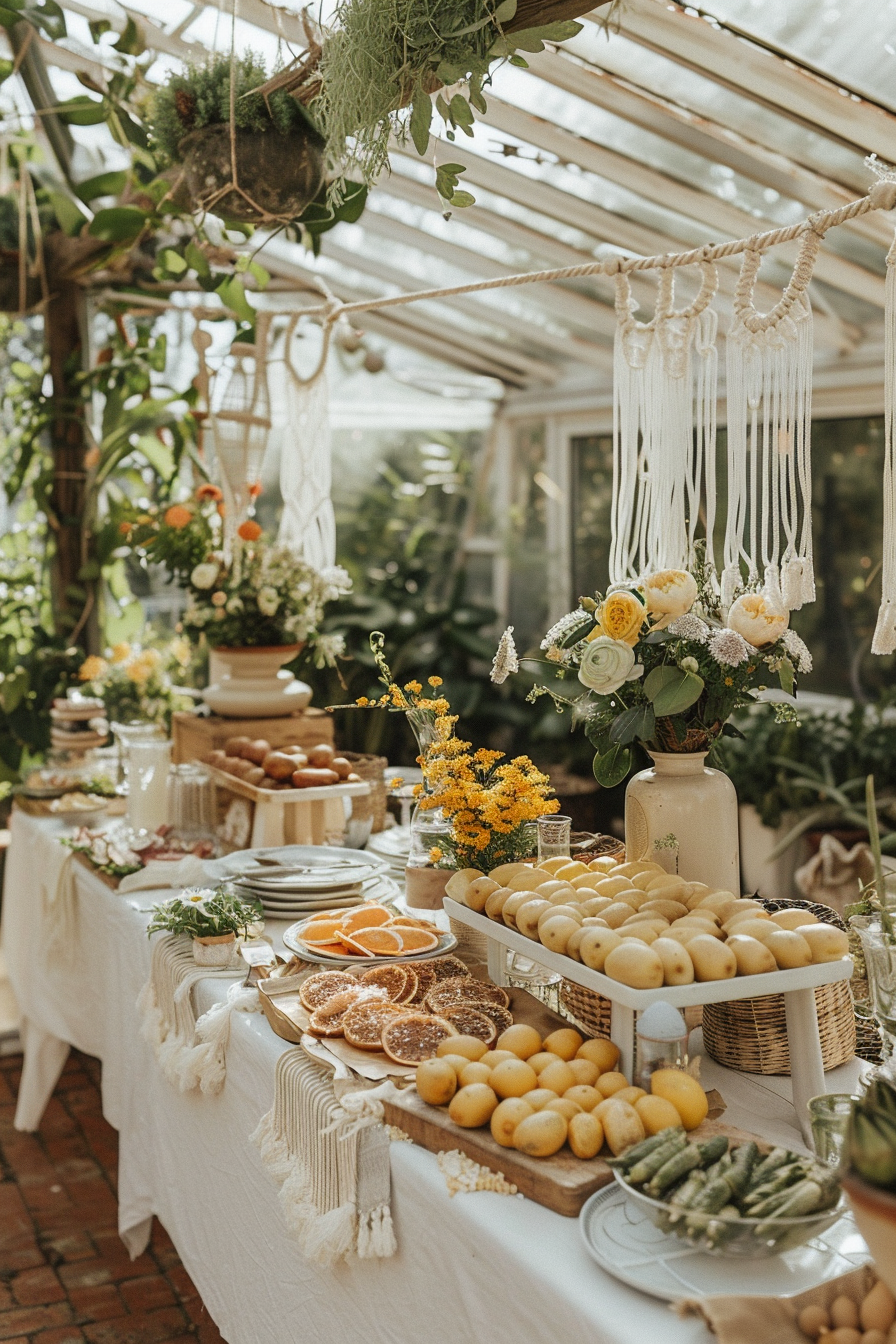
[609,262,719,587]
[722,227,821,614]
[872,231,896,655]
[276,316,336,569]
[203,312,273,555]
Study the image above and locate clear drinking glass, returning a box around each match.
[536,814,571,864]
[167,763,216,843]
[852,915,896,1059]
[809,1093,859,1170]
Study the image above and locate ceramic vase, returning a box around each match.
[192,932,236,966]
[625,751,740,893]
[842,1173,896,1296]
[202,645,311,718]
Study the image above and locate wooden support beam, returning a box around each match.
[481,95,887,309]
[601,0,896,160]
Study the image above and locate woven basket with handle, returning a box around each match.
[702,898,856,1075]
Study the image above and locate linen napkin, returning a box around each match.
[118,853,213,894]
[675,1264,878,1341]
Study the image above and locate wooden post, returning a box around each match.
[44,238,98,654]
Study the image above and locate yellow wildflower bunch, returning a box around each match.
[417,716,559,870]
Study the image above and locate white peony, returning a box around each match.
[642,569,698,621]
[257,586,280,617]
[727,593,789,647]
[578,637,644,696]
[191,562,219,590]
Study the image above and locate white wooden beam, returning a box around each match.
[482,95,887,309]
[526,49,893,251]
[602,0,896,160]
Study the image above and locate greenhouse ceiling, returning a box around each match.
[8,0,896,390]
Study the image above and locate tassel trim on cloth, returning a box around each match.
[137,936,255,1095]
[250,1049,398,1265]
[873,230,896,654]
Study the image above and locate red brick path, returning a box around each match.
[0,1050,225,1344]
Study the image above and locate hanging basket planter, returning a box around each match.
[178,124,326,225]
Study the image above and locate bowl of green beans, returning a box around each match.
[609,1127,845,1257]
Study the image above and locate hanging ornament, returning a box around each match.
[609,262,719,587]
[277,315,336,569]
[206,313,273,555]
[722,226,822,614]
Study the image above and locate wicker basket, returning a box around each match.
[702,898,856,1075]
[338,751,388,832]
[559,979,613,1038]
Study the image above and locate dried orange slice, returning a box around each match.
[340,904,392,934]
[307,942,358,958]
[394,928,440,955]
[388,914,438,930]
[344,927,404,957]
[299,918,344,944]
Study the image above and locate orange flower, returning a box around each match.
[217,502,226,517]
[164,505,192,529]
[196,483,223,502]
[248,482,263,499]
[118,521,132,536]
[237,519,262,542]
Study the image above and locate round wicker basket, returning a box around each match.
[702,898,856,1075]
[560,979,613,1038]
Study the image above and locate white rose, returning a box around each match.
[727,592,789,647]
[642,569,698,621]
[257,586,280,617]
[191,562,219,590]
[577,637,644,695]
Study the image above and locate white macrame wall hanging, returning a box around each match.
[873,231,896,655]
[276,315,336,569]
[194,313,273,555]
[722,227,821,614]
[609,262,719,586]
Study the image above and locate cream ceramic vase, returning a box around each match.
[624,751,740,893]
[192,932,236,966]
[202,645,312,718]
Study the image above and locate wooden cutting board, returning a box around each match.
[381,1094,756,1218]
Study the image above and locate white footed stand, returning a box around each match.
[461,899,847,1145]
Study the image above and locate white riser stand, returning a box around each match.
[449,898,852,1145]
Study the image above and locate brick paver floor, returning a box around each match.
[0,1049,225,1344]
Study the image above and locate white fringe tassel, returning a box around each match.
[873,232,896,655]
[610,263,718,585]
[723,230,820,613]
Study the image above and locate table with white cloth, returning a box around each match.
[0,809,869,1344]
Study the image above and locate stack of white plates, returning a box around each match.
[206,845,398,920]
[365,825,411,878]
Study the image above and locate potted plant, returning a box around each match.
[120,488,351,716]
[500,556,812,890]
[146,886,262,965]
[844,1073,896,1295]
[147,53,326,224]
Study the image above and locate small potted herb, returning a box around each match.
[146,886,263,965]
[147,52,326,224]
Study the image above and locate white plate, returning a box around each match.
[207,844,389,887]
[578,1185,870,1303]
[282,914,456,965]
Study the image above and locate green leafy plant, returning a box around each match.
[847,1071,896,1190]
[147,52,315,161]
[145,886,262,939]
[316,0,584,206]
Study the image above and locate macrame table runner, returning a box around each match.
[251,1044,397,1265]
[137,934,260,1096]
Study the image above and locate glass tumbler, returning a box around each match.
[126,737,172,834]
[536,814,571,864]
[167,763,216,843]
[809,1093,859,1170]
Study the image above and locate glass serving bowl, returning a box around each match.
[613,1171,846,1258]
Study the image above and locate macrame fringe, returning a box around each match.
[723,230,819,613]
[276,316,336,569]
[610,263,718,584]
[357,1203,396,1258]
[873,232,896,655]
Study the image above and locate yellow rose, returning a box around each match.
[78,655,108,682]
[596,590,645,646]
[110,642,131,664]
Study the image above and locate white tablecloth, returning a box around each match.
[0,810,868,1344]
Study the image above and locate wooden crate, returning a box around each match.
[172,708,334,765]
[208,763,369,849]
